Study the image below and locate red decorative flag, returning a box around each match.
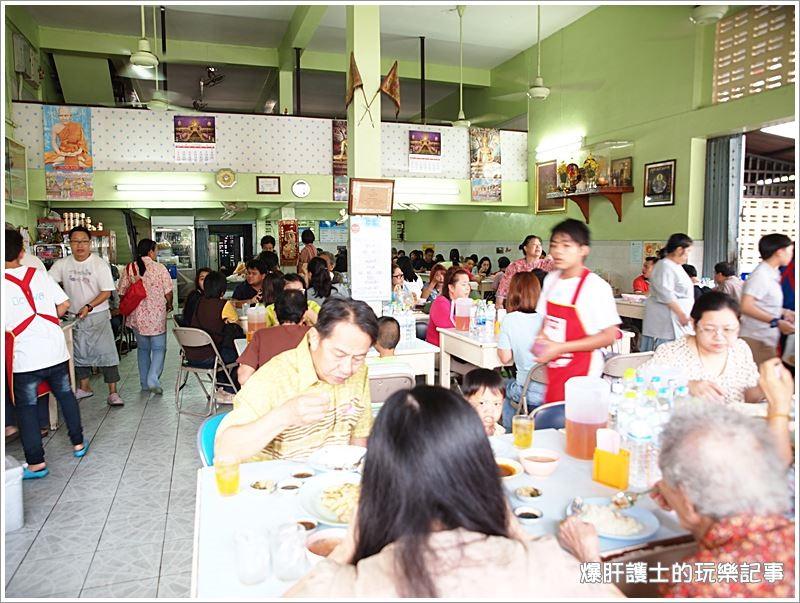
[345,52,364,109]
[380,61,401,118]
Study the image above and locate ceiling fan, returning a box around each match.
[490,6,603,103]
[428,6,503,128]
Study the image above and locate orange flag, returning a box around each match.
[380,61,401,118]
[345,52,364,108]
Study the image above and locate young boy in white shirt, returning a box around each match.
[533,219,621,403]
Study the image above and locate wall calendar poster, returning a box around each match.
[279,220,299,266]
[332,120,348,201]
[469,127,501,202]
[408,130,442,173]
[43,105,94,200]
[174,115,216,163]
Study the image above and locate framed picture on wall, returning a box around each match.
[534,160,564,213]
[643,159,676,207]
[256,176,281,194]
[348,178,395,216]
[610,156,633,187]
[5,138,29,209]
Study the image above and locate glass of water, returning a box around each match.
[234,527,270,585]
[270,523,310,581]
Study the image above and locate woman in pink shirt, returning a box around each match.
[118,239,173,394]
[496,235,555,309]
[426,267,471,347]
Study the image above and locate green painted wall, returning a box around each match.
[420,5,795,243]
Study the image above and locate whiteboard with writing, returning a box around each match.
[349,215,391,302]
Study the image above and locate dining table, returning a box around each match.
[366,338,439,385]
[615,299,645,321]
[436,327,509,386]
[190,428,690,598]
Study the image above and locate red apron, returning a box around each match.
[542,268,593,403]
[4,267,59,404]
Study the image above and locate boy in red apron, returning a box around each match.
[4,229,88,479]
[533,220,621,402]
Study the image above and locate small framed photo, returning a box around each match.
[643,159,676,207]
[348,178,395,216]
[534,160,564,214]
[256,176,281,195]
[610,156,633,187]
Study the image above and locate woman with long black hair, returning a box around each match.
[117,238,173,394]
[306,256,347,307]
[182,267,210,327]
[286,386,621,598]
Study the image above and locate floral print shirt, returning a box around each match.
[496,257,555,302]
[661,514,795,598]
[118,257,172,336]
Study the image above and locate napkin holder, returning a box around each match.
[592,448,630,490]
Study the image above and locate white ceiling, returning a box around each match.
[26,3,596,69]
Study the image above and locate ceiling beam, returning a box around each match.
[35,26,490,87]
[278,6,327,71]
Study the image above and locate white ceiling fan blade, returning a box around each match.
[117,64,165,81]
[469,113,505,125]
[490,91,527,102]
[550,79,605,93]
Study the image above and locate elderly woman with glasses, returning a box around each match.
[558,402,795,598]
[639,291,763,406]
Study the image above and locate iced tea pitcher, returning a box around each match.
[453,298,472,332]
[565,376,610,460]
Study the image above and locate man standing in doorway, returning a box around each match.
[49,226,124,406]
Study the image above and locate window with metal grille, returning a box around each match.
[737,197,797,273]
[742,153,796,198]
[713,5,796,104]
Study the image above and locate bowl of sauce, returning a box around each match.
[495,457,523,480]
[514,506,543,524]
[306,528,347,562]
[520,449,560,477]
[277,478,303,494]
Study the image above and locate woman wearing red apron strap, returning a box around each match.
[541,268,593,403]
[3,242,88,479]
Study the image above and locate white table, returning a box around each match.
[437,328,509,386]
[235,338,247,356]
[616,300,645,320]
[191,429,690,597]
[366,339,439,385]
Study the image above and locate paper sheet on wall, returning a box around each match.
[43,105,94,200]
[629,241,643,265]
[349,215,391,302]
[174,115,216,163]
[408,130,442,173]
[319,220,348,245]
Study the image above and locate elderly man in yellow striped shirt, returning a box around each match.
[214,298,379,462]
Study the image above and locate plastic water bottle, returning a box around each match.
[673,385,691,411]
[607,380,624,432]
[404,309,416,346]
[617,391,638,436]
[625,420,655,490]
[483,302,496,341]
[473,300,486,338]
[622,367,637,392]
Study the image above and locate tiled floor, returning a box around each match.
[4,344,214,598]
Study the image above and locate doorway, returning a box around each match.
[196,220,256,276]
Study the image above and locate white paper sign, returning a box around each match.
[629,241,643,265]
[349,215,391,302]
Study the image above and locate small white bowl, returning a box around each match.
[276,478,303,494]
[306,528,347,563]
[248,479,276,494]
[520,449,561,478]
[296,517,319,532]
[291,466,316,480]
[514,485,543,503]
[496,457,523,480]
[514,506,543,524]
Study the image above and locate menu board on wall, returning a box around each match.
[349,215,391,302]
[279,220,299,267]
[43,105,94,200]
[469,127,501,202]
[174,115,216,163]
[332,120,348,201]
[408,130,442,173]
[319,220,348,245]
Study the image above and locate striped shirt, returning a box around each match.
[218,334,372,462]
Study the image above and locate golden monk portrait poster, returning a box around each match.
[43,105,94,200]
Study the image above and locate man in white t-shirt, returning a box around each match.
[5,229,88,478]
[49,226,124,406]
[533,219,621,403]
[740,234,795,365]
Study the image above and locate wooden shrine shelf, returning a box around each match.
[545,186,634,223]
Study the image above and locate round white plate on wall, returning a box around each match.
[292,179,311,198]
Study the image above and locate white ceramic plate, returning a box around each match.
[299,471,361,527]
[307,445,367,472]
[564,496,660,541]
[489,436,516,459]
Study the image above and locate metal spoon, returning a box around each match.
[611,487,654,510]
[570,496,584,515]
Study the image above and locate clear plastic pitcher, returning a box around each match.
[453,298,472,332]
[565,376,610,460]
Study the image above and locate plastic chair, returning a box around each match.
[197,411,229,467]
[368,367,415,416]
[602,352,654,379]
[171,327,239,417]
[530,401,566,430]
[510,363,548,415]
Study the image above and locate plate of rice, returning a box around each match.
[565,497,660,541]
